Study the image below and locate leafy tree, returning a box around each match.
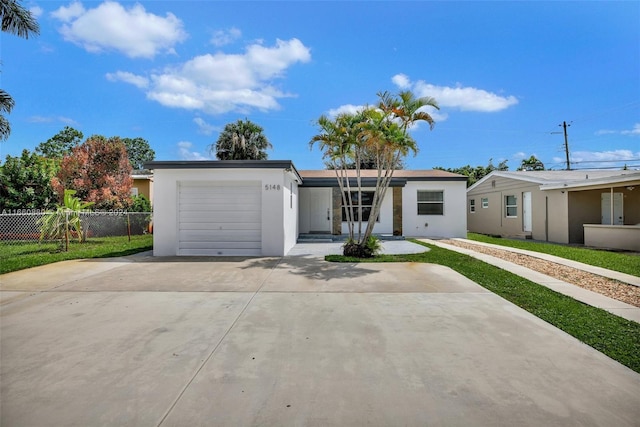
[0,0,39,140]
[0,149,58,210]
[208,119,272,160]
[435,158,509,187]
[128,194,152,212]
[35,126,84,159]
[310,90,438,257]
[52,135,133,210]
[517,155,545,171]
[122,137,155,170]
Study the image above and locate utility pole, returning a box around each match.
[561,121,571,170]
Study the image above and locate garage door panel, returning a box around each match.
[179,222,262,231]
[178,181,262,256]
[180,200,260,212]
[180,190,261,198]
[178,212,262,222]
[178,248,262,256]
[179,230,261,242]
[179,241,261,250]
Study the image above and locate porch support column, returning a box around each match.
[393,187,403,236]
[610,187,614,225]
[332,187,342,235]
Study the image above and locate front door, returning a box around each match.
[523,191,532,232]
[601,192,624,225]
[309,188,332,233]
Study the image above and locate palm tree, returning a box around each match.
[311,90,439,257]
[208,119,272,160]
[356,91,438,250]
[1,0,39,141]
[310,112,366,239]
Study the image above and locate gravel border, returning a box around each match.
[441,239,640,308]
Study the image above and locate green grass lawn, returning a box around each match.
[0,234,153,275]
[467,232,640,277]
[327,240,640,374]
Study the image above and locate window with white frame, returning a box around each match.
[417,190,444,215]
[482,197,489,208]
[469,199,476,213]
[130,187,139,197]
[505,195,517,218]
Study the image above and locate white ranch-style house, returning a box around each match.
[146,160,467,256]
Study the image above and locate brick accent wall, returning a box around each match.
[393,187,403,236]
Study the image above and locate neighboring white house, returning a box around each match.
[146,161,467,256]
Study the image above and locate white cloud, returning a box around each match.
[621,123,640,136]
[29,6,44,19]
[327,102,448,125]
[193,117,217,135]
[327,104,366,117]
[391,73,411,89]
[595,129,617,136]
[512,152,527,160]
[51,1,187,58]
[106,71,149,89]
[596,123,640,136]
[392,74,518,112]
[553,149,640,166]
[177,141,210,160]
[113,38,311,114]
[211,27,241,47]
[50,1,84,22]
[27,115,79,125]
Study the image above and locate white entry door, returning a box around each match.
[601,192,624,225]
[309,188,332,233]
[523,191,532,232]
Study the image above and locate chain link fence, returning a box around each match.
[0,211,153,246]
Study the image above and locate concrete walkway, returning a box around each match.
[1,244,639,426]
[421,238,640,323]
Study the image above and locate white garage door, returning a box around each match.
[178,181,262,256]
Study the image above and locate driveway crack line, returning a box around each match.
[156,256,284,427]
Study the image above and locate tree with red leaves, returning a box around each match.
[52,135,133,210]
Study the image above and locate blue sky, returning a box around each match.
[3,1,639,170]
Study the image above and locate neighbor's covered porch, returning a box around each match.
[547,176,640,251]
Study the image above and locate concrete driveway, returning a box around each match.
[1,246,639,426]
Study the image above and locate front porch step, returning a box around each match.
[297,234,405,243]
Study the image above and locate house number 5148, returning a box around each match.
[265,184,281,191]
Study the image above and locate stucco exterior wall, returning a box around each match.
[403,181,467,238]
[131,178,153,201]
[567,190,601,243]
[152,168,297,257]
[467,177,571,243]
[281,173,299,255]
[467,178,540,237]
[584,224,640,251]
